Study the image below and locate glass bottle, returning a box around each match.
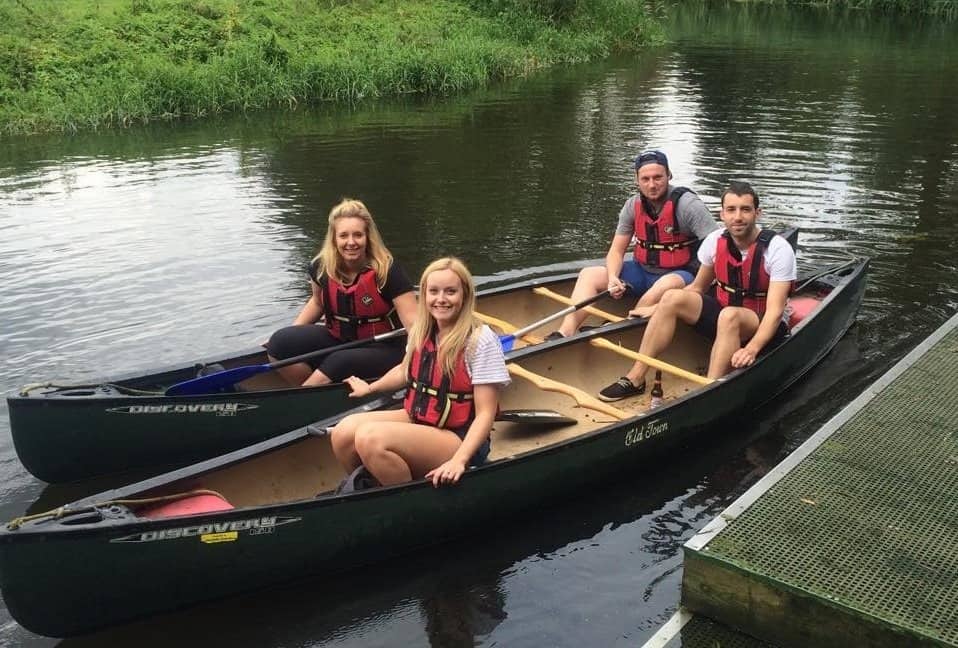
[649,370,664,410]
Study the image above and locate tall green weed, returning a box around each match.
[0,0,663,135]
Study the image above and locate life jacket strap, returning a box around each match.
[330,306,397,326]
[635,238,698,251]
[407,381,474,401]
[715,279,768,299]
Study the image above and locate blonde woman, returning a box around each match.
[267,199,417,386]
[331,257,510,488]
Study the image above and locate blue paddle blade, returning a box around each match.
[499,334,516,352]
[165,364,271,396]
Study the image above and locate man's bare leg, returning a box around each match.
[623,289,704,385]
[554,266,609,337]
[707,308,760,379]
[628,272,686,318]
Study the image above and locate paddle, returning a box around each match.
[496,408,577,426]
[498,289,613,352]
[793,258,859,294]
[165,328,407,396]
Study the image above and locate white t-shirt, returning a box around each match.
[467,325,511,387]
[698,229,797,282]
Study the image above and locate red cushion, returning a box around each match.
[788,296,820,329]
[140,493,234,519]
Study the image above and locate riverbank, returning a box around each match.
[0,0,663,136]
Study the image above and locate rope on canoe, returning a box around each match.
[5,488,228,531]
[18,382,164,397]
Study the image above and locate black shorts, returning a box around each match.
[266,324,404,382]
[451,422,491,467]
[693,295,790,351]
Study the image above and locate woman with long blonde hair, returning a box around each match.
[331,257,510,488]
[266,199,417,386]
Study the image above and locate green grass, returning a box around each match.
[774,0,958,18]
[0,0,664,135]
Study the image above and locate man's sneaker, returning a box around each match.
[544,331,565,341]
[598,377,646,402]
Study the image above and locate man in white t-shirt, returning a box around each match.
[598,181,797,402]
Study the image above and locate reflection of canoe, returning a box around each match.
[6,272,635,483]
[0,255,867,638]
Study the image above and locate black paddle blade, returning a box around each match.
[495,409,577,426]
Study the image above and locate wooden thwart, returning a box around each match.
[507,363,629,420]
[475,312,544,344]
[590,337,714,385]
[532,287,625,323]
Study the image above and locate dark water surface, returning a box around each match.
[2,3,957,646]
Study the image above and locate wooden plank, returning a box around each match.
[507,363,629,420]
[590,337,714,386]
[475,312,544,344]
[531,286,625,323]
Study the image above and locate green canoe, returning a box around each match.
[0,255,867,637]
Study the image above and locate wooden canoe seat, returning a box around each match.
[507,363,629,420]
[532,287,624,323]
[788,296,820,329]
[139,492,234,519]
[589,337,714,385]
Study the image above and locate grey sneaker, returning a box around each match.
[598,377,646,402]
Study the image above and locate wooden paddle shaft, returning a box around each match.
[532,287,625,323]
[590,337,714,385]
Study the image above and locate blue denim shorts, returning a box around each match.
[619,260,694,296]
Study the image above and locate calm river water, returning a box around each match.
[1,3,957,646]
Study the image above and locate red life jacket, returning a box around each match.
[403,334,475,430]
[714,229,779,315]
[632,187,699,269]
[321,268,399,341]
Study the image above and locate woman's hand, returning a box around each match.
[425,457,468,487]
[344,376,373,398]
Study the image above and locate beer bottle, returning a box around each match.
[649,370,664,410]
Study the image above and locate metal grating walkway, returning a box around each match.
[680,312,958,648]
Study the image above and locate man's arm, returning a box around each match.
[733,279,790,366]
[686,264,715,294]
[605,233,632,297]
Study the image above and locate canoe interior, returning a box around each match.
[12,277,622,399]
[15,233,797,398]
[130,275,839,515]
[474,277,633,347]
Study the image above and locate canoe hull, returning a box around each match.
[7,384,367,483]
[0,259,867,637]
[6,273,603,483]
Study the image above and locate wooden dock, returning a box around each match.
[644,311,958,648]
